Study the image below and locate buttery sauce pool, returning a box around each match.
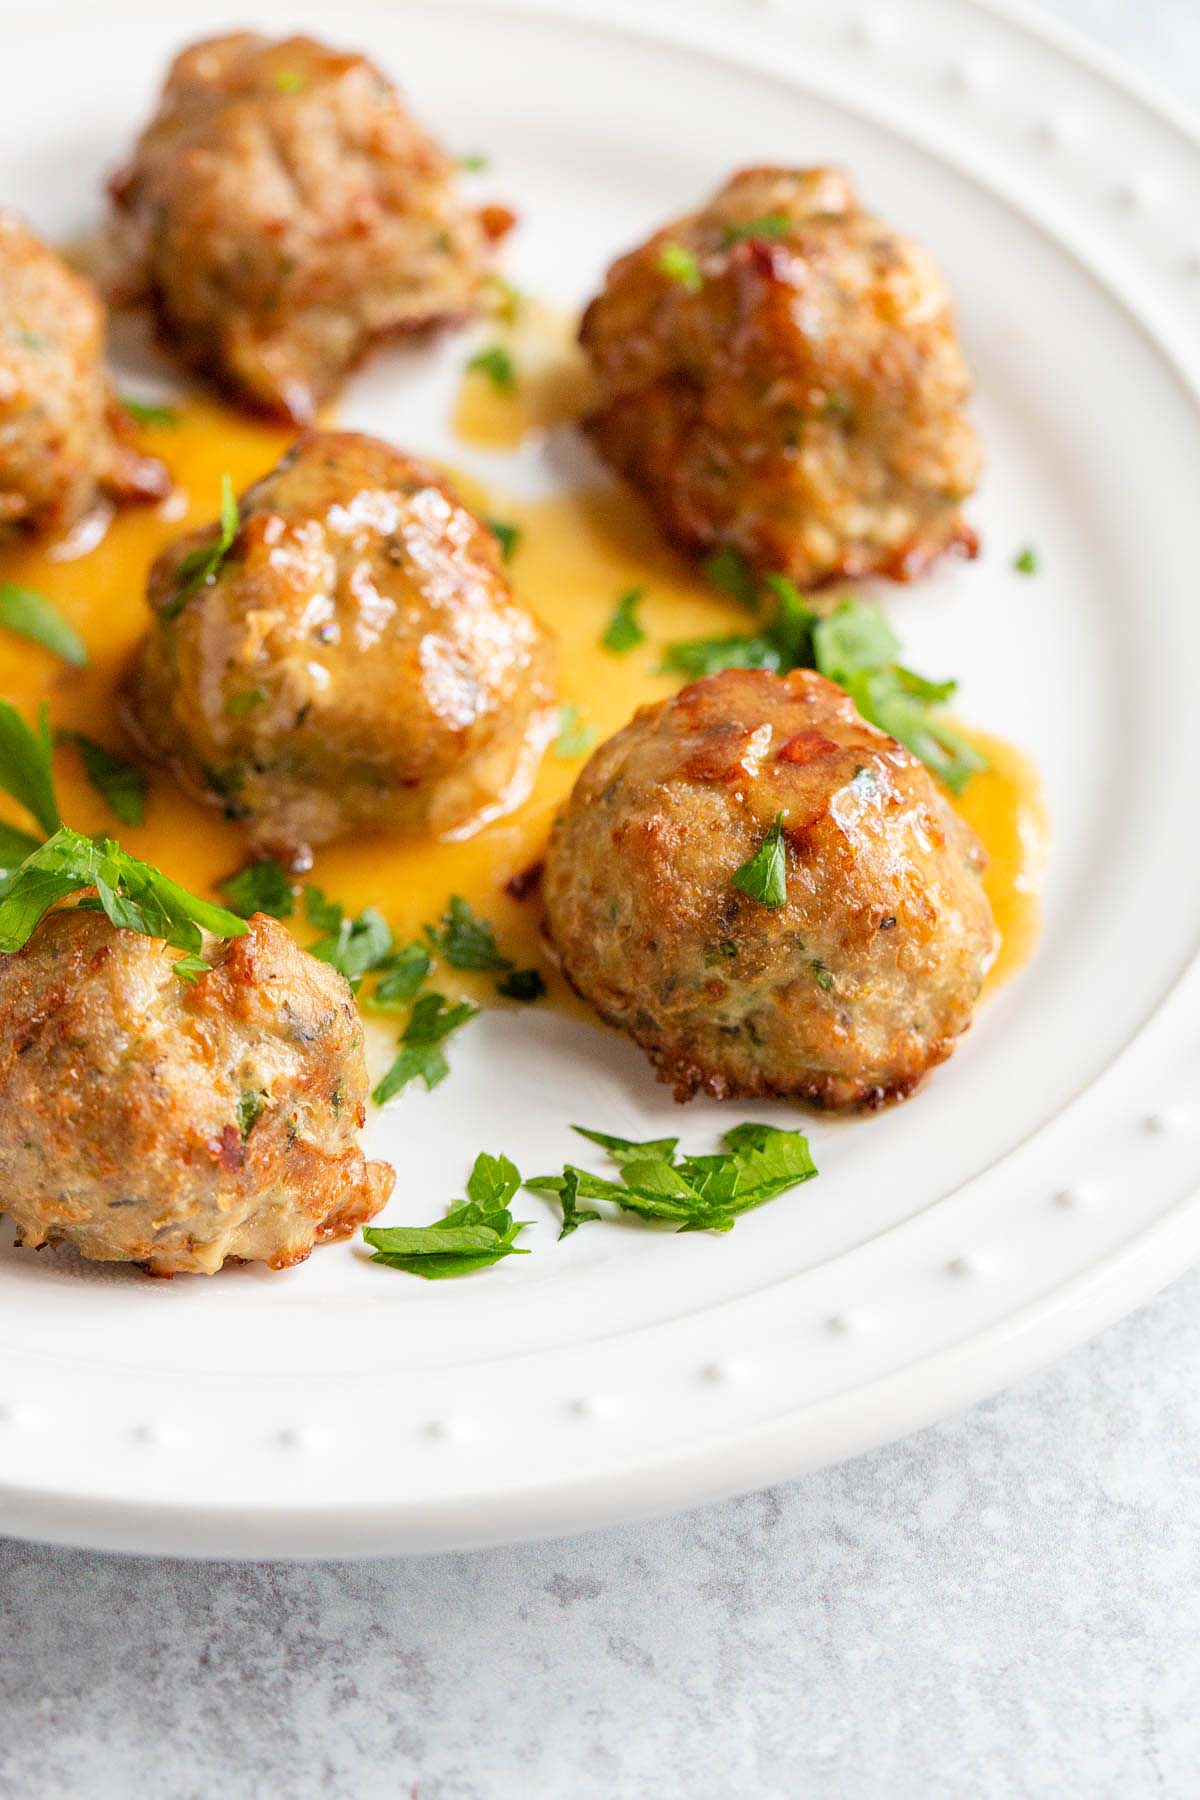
[0,388,1046,1011]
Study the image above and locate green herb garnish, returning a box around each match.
[488,518,521,563]
[219,857,295,920]
[163,474,240,620]
[1013,545,1039,575]
[309,902,393,987]
[363,1152,530,1277]
[272,69,305,92]
[467,345,517,393]
[56,732,146,827]
[372,992,480,1104]
[528,1121,816,1236]
[496,966,546,1002]
[720,212,790,247]
[425,894,511,971]
[459,151,490,172]
[657,242,703,293]
[701,547,759,610]
[663,574,814,679]
[225,688,266,719]
[0,584,87,668]
[367,943,434,1009]
[731,812,788,909]
[171,953,211,983]
[601,587,646,654]
[0,824,246,959]
[0,700,59,838]
[236,1090,264,1138]
[121,396,179,429]
[553,704,596,759]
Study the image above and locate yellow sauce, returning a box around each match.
[0,392,1046,1010]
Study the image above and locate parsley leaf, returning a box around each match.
[663,575,814,680]
[702,547,759,611]
[0,584,87,668]
[732,812,787,908]
[218,857,295,920]
[225,688,266,719]
[459,151,490,172]
[657,242,703,293]
[171,952,211,983]
[303,884,344,934]
[554,704,596,759]
[488,517,521,563]
[366,943,434,1009]
[1013,545,1039,575]
[467,345,516,393]
[372,992,480,1105]
[495,966,546,1003]
[121,396,179,429]
[425,894,512,972]
[272,69,305,92]
[56,732,146,826]
[720,212,790,247]
[310,905,393,987]
[0,824,246,958]
[363,1152,530,1278]
[236,1090,264,1138]
[0,700,59,838]
[601,588,646,654]
[162,474,240,620]
[527,1121,816,1235]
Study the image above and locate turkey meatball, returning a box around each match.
[579,167,980,588]
[543,668,995,1109]
[0,909,393,1275]
[124,430,556,859]
[0,213,167,542]
[106,31,502,421]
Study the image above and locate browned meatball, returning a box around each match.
[0,909,393,1275]
[124,430,556,860]
[543,668,995,1109]
[579,167,980,588]
[0,213,167,542]
[106,32,502,422]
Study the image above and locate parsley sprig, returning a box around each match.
[363,1152,530,1278]
[528,1121,817,1237]
[162,473,240,620]
[732,812,788,908]
[0,583,87,668]
[665,571,986,793]
[57,732,146,827]
[601,588,646,654]
[372,993,481,1105]
[424,893,544,1003]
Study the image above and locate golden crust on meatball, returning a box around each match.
[106,31,503,421]
[0,212,167,542]
[123,429,557,860]
[579,166,980,588]
[0,909,393,1276]
[543,667,995,1110]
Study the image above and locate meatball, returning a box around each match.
[543,668,995,1109]
[124,430,556,859]
[0,909,393,1275]
[0,213,167,542]
[106,31,502,421]
[579,166,980,588]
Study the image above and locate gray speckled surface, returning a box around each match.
[3,5,1199,1797]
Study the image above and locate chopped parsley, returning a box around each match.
[171,952,211,983]
[120,396,179,429]
[601,587,646,654]
[702,547,759,611]
[372,992,480,1105]
[225,688,266,719]
[1013,545,1039,575]
[720,212,790,247]
[236,1090,264,1138]
[458,151,490,172]
[56,732,146,827]
[527,1120,816,1236]
[732,812,788,909]
[367,943,434,1009]
[272,69,305,92]
[485,274,524,325]
[467,345,517,393]
[425,894,511,972]
[487,517,521,563]
[308,899,393,987]
[0,824,246,960]
[219,857,295,920]
[363,1152,530,1277]
[553,704,596,759]
[0,700,59,838]
[163,474,240,620]
[496,966,546,1002]
[657,242,703,293]
[0,583,87,668]
[663,573,814,679]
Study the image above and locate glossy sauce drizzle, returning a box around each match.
[0,390,1046,1008]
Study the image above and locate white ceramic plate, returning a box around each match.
[2,0,1199,1557]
